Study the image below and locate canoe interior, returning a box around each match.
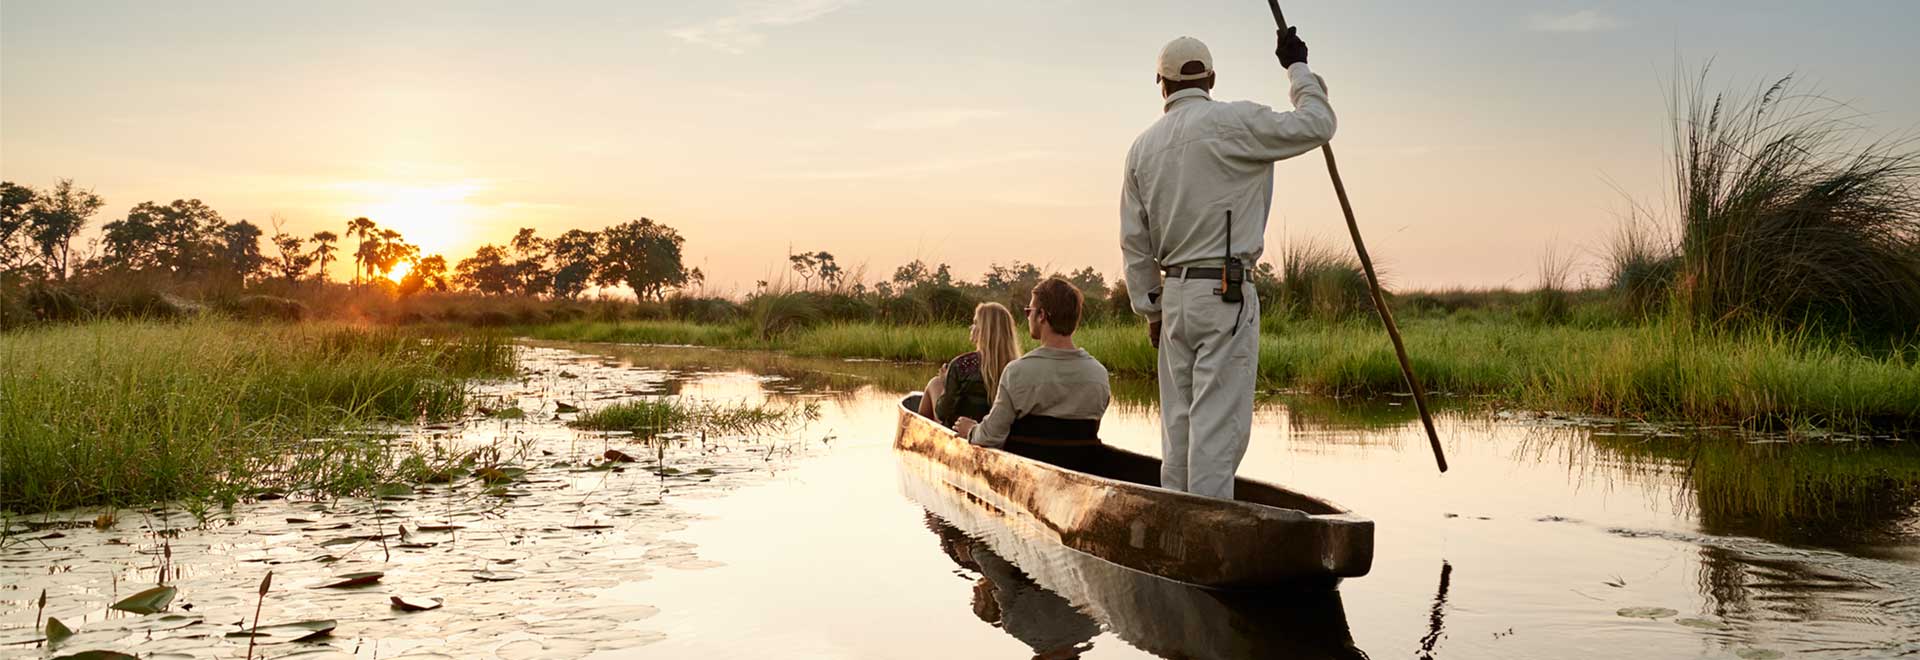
[902,393,1348,517]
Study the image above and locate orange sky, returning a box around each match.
[5,2,1917,294]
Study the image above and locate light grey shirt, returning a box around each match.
[1120,62,1336,322]
[968,346,1111,448]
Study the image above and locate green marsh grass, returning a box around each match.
[0,320,514,513]
[528,316,1920,431]
[571,398,820,437]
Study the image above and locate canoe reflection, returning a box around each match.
[928,513,1102,659]
[906,449,1369,660]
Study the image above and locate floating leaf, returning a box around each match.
[555,402,580,413]
[390,595,443,612]
[51,651,138,660]
[1616,606,1678,619]
[474,570,523,582]
[314,571,383,589]
[490,407,525,419]
[225,619,337,642]
[110,585,177,614]
[603,449,636,463]
[1675,617,1729,630]
[415,524,465,532]
[1736,650,1783,660]
[46,617,73,647]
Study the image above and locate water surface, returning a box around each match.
[3,341,1916,659]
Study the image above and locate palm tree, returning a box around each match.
[344,216,377,286]
[309,231,338,282]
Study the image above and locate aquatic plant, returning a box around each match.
[570,398,819,437]
[1665,68,1920,336]
[0,320,515,513]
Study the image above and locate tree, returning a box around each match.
[268,217,315,283]
[1063,267,1109,301]
[400,254,450,296]
[345,217,378,285]
[596,218,689,301]
[789,250,842,290]
[372,229,416,282]
[507,227,551,296]
[0,182,36,273]
[96,199,225,276]
[25,179,104,281]
[455,244,516,295]
[309,231,339,282]
[549,229,599,300]
[214,220,267,287]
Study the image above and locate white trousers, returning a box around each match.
[1157,277,1259,499]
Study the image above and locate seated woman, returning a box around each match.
[955,278,1111,472]
[918,302,1022,428]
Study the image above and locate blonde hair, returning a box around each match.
[973,302,1021,398]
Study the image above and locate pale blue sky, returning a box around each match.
[5,1,1917,290]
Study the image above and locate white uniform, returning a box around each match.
[1120,62,1335,498]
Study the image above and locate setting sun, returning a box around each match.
[386,259,412,284]
[338,181,490,259]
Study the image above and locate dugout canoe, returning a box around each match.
[895,393,1373,589]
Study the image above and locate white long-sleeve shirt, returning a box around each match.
[1120,62,1336,322]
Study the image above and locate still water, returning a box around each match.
[2,341,1917,659]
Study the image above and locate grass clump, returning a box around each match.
[0,320,514,513]
[1660,68,1920,337]
[571,398,819,437]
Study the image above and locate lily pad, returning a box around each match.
[490,407,525,419]
[555,402,580,413]
[1616,606,1678,619]
[1736,650,1784,660]
[52,652,138,660]
[390,595,444,612]
[1674,617,1730,630]
[474,570,523,582]
[603,449,636,463]
[46,616,73,647]
[315,571,383,589]
[225,619,337,642]
[110,585,177,614]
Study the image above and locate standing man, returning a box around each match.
[1120,29,1334,498]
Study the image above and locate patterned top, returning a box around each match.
[934,351,993,428]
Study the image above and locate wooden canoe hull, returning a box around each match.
[894,395,1373,589]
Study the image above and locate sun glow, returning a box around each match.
[337,181,491,258]
[386,260,413,284]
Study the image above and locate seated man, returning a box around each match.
[955,278,1111,471]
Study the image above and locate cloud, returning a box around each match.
[670,0,857,53]
[1527,9,1623,33]
[868,109,1007,131]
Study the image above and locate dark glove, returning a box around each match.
[1275,26,1308,67]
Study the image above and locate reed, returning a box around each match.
[0,320,514,513]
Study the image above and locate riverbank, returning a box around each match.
[523,318,1920,434]
[0,321,516,514]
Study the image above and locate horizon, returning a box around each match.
[5,1,1919,294]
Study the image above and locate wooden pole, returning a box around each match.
[1268,0,1449,472]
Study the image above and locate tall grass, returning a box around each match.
[571,398,819,437]
[1665,69,1920,335]
[528,316,1920,431]
[0,321,514,513]
[1275,241,1371,322]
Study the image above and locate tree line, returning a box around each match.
[0,179,699,302]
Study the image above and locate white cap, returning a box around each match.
[1157,36,1214,82]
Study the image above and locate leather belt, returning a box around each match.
[1164,266,1225,280]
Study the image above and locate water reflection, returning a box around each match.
[903,457,1367,659]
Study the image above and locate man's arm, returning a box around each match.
[1119,165,1162,323]
[1237,63,1336,161]
[965,367,1022,448]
